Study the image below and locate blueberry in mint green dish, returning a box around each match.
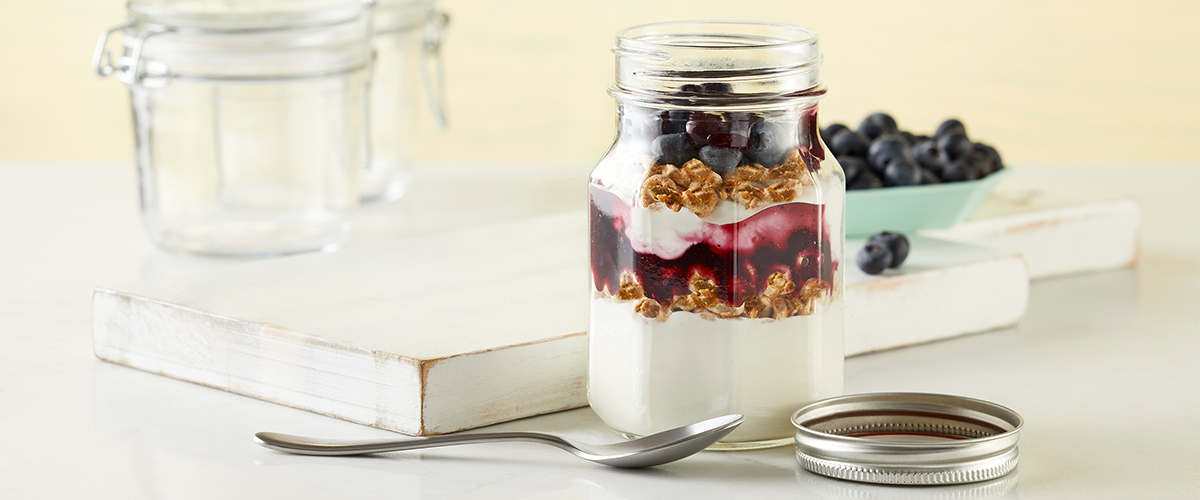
[835,113,1010,236]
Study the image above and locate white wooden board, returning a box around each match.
[844,237,1028,355]
[94,212,592,436]
[93,211,1030,436]
[925,184,1140,279]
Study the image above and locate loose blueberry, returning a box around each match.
[856,242,893,275]
[911,139,942,170]
[861,112,899,135]
[651,133,698,166]
[848,168,884,190]
[935,119,966,139]
[867,232,910,267]
[830,130,869,158]
[937,132,974,162]
[746,121,790,167]
[837,156,867,185]
[821,123,849,145]
[920,168,941,184]
[883,159,923,187]
[698,145,742,173]
[868,137,913,171]
[939,160,975,182]
[666,110,690,134]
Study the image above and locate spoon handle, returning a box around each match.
[254,431,571,456]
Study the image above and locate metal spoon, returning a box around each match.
[254,414,743,468]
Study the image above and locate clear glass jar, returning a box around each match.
[93,1,372,257]
[361,0,448,202]
[588,21,845,449]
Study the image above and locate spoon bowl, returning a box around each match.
[254,414,744,468]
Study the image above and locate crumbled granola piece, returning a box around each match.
[663,164,690,187]
[707,302,742,319]
[742,296,774,319]
[771,296,799,318]
[762,272,796,298]
[793,297,816,316]
[680,159,712,182]
[686,275,722,308]
[799,278,826,302]
[640,174,684,212]
[733,164,768,183]
[730,182,766,210]
[792,277,827,316]
[634,298,662,319]
[688,274,717,293]
[639,159,726,217]
[764,178,799,203]
[617,272,645,300]
[670,294,697,312]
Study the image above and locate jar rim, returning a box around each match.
[611,21,823,104]
[616,21,819,51]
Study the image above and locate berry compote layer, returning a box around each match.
[590,184,833,309]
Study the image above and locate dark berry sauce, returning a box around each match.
[590,185,834,306]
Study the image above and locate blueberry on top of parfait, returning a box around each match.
[747,121,791,168]
[651,133,698,166]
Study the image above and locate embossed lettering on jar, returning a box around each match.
[588,21,846,449]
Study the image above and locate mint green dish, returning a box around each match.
[845,168,1012,237]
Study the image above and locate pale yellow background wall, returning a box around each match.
[1,0,1197,166]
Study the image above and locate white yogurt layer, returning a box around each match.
[588,297,844,443]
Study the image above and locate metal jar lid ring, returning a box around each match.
[791,392,1024,485]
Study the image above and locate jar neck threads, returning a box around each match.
[610,21,824,110]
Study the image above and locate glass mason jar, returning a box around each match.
[588,21,845,449]
[93,1,372,257]
[361,0,448,202]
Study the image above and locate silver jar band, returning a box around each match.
[791,392,1024,485]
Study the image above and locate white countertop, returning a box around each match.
[1,163,1197,499]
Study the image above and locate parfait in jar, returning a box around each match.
[588,21,844,449]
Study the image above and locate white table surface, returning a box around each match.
[1,163,1197,499]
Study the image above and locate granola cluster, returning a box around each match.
[638,152,813,215]
[609,271,827,321]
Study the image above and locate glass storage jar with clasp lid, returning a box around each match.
[92,0,373,257]
[588,21,845,449]
[361,0,448,202]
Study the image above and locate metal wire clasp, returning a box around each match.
[92,21,134,77]
[92,21,172,87]
[421,10,450,129]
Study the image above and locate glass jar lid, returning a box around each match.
[791,393,1024,485]
[127,0,364,30]
[114,15,371,85]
